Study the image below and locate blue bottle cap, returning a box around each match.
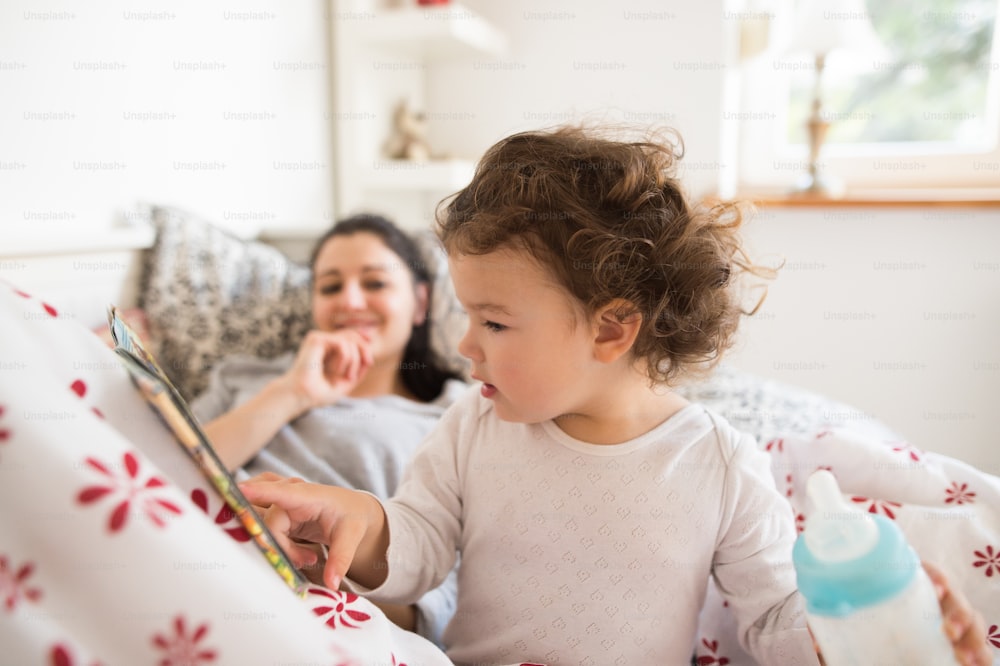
[794,510,918,616]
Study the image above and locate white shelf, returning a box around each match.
[358,4,507,61]
[360,158,475,191]
[330,0,506,225]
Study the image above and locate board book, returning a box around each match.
[107,305,308,596]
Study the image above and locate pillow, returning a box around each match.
[138,206,468,400]
[417,230,470,381]
[137,206,313,398]
[676,363,899,443]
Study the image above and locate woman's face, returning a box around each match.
[311,232,428,365]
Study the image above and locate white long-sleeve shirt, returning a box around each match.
[364,386,820,665]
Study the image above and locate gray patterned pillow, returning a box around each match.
[137,207,313,399]
[137,206,469,400]
[676,363,899,444]
[419,231,470,380]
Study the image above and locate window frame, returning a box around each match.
[730,0,1000,195]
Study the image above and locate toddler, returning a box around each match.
[243,126,989,666]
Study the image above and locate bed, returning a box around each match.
[2,205,998,664]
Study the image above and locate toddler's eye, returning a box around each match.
[483,320,507,333]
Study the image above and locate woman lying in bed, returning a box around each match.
[191,213,466,646]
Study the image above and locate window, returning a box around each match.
[733,0,1000,193]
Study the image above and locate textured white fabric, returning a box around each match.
[362,386,821,666]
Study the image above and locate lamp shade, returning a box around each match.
[784,0,884,57]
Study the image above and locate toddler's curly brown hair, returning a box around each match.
[437,125,771,386]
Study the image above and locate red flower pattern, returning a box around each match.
[945,481,976,505]
[987,623,999,649]
[0,554,42,611]
[890,442,922,463]
[0,404,9,450]
[973,545,1000,578]
[326,643,363,666]
[68,379,105,419]
[49,644,102,666]
[151,615,217,665]
[695,638,730,665]
[308,587,372,629]
[50,645,70,666]
[850,496,901,520]
[76,452,182,533]
[13,287,58,317]
[70,379,87,398]
[190,489,251,542]
[764,438,784,453]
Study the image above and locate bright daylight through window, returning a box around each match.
[735,0,1000,193]
[787,0,998,149]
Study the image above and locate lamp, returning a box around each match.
[784,0,884,197]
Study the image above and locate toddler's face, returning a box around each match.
[449,247,600,425]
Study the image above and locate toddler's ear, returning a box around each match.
[592,299,641,363]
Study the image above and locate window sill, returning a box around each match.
[727,188,1000,208]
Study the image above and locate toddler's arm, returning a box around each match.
[240,474,389,590]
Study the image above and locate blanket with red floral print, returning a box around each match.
[0,282,449,666]
[695,430,1000,665]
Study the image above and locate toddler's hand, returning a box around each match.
[240,474,387,590]
[924,561,992,666]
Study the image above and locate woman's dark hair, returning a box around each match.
[308,213,462,402]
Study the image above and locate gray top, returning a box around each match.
[191,353,467,647]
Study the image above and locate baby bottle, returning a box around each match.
[792,470,957,665]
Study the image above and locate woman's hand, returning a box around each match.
[240,473,389,591]
[202,330,372,470]
[283,329,374,411]
[924,561,992,666]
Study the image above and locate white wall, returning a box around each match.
[425,0,733,202]
[729,206,1000,475]
[1,0,734,233]
[0,0,334,242]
